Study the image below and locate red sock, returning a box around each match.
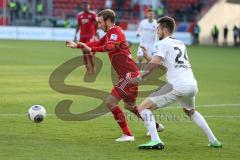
[132,106,143,120]
[111,106,132,136]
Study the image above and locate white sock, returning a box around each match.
[191,111,217,143]
[140,109,161,142]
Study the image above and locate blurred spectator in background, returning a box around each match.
[36,0,44,15]
[115,0,124,19]
[8,0,20,23]
[211,25,219,46]
[116,0,124,11]
[77,4,82,12]
[64,15,71,28]
[155,3,165,18]
[184,4,195,21]
[193,23,200,45]
[15,0,20,19]
[105,0,112,9]
[21,2,29,19]
[174,7,183,22]
[238,26,240,46]
[233,25,238,47]
[8,0,17,23]
[223,25,228,46]
[161,0,167,8]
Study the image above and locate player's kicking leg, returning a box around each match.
[124,102,164,135]
[137,99,165,149]
[137,83,177,149]
[105,95,134,142]
[182,108,222,148]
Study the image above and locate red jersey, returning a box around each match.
[77,11,97,39]
[86,26,139,76]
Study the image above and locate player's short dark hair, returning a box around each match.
[157,16,176,33]
[97,9,116,23]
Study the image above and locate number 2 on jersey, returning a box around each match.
[174,47,188,64]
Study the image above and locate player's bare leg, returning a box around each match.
[82,49,95,75]
[82,50,91,74]
[124,102,164,135]
[183,108,222,148]
[105,95,134,142]
[137,56,143,70]
[88,52,96,74]
[137,99,165,149]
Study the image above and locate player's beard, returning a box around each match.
[103,22,108,32]
[159,34,164,40]
[157,30,164,40]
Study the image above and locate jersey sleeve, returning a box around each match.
[86,27,122,52]
[86,35,107,52]
[136,21,143,35]
[107,27,122,43]
[153,42,166,59]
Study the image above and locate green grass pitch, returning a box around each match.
[0,40,240,160]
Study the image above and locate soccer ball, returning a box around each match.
[28,105,46,123]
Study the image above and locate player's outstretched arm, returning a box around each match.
[141,56,167,79]
[65,41,93,55]
[74,26,79,41]
[66,40,78,48]
[76,42,91,52]
[140,46,152,62]
[128,56,167,85]
[66,41,89,50]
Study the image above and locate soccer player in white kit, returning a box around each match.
[136,8,158,69]
[129,16,222,149]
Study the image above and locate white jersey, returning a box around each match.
[137,19,158,46]
[153,36,197,88]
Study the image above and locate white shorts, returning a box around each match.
[137,44,154,57]
[147,83,198,110]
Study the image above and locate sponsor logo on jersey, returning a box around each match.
[82,19,89,24]
[110,34,118,41]
[174,64,191,68]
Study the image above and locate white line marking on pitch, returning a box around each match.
[165,103,240,109]
[0,103,239,117]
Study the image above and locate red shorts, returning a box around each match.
[111,71,140,104]
[80,36,94,43]
[80,36,96,55]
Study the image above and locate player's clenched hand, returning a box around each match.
[140,46,147,53]
[66,40,77,48]
[140,46,146,51]
[140,46,152,62]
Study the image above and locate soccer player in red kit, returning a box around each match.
[67,9,163,142]
[74,1,98,74]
